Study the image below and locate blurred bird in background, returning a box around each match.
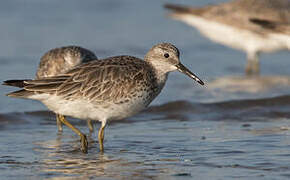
[165,0,290,76]
[4,46,97,133]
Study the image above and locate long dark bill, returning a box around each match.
[176,63,204,85]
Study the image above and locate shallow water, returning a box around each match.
[1,0,290,179]
[2,97,290,179]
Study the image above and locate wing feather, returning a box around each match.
[9,56,156,103]
[24,83,62,92]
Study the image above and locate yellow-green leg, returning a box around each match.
[98,121,107,152]
[56,113,63,132]
[57,114,93,134]
[57,114,88,153]
[87,119,94,133]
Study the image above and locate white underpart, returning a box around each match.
[270,33,290,51]
[28,89,161,123]
[175,14,290,55]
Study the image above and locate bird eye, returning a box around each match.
[164,53,169,58]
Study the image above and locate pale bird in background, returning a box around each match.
[3,43,204,153]
[165,0,290,75]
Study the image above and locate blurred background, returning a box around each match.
[1,0,290,179]
[1,0,290,113]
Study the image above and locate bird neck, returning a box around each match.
[147,61,169,86]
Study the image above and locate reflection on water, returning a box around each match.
[36,136,123,179]
[41,152,124,179]
[1,97,290,179]
[36,135,176,179]
[247,125,290,135]
[208,76,290,93]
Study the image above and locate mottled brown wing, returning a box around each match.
[249,18,290,34]
[20,56,155,103]
[54,56,155,103]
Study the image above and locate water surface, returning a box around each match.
[1,0,290,179]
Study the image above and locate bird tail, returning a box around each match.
[6,89,36,98]
[164,4,207,17]
[2,79,31,88]
[3,77,66,99]
[3,79,35,98]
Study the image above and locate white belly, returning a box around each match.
[34,92,152,122]
[177,15,289,54]
[28,73,167,122]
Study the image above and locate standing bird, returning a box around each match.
[4,46,98,133]
[165,0,290,75]
[3,43,204,153]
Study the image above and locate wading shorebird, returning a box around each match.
[4,46,97,133]
[3,43,204,153]
[165,0,290,75]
